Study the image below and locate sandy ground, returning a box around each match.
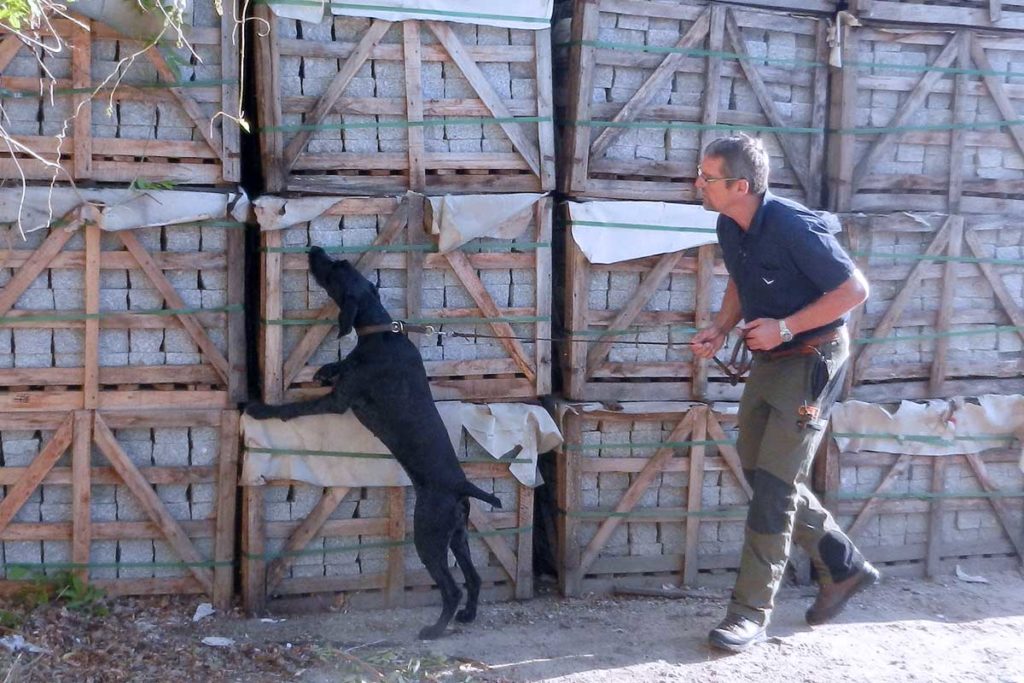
[215,567,1024,683]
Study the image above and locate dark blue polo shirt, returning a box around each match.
[717,191,856,342]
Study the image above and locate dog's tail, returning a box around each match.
[458,481,502,509]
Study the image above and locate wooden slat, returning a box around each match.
[846,452,914,539]
[557,412,584,596]
[429,21,542,178]
[144,45,223,158]
[515,485,534,600]
[0,413,74,534]
[118,229,231,384]
[534,29,556,190]
[255,3,285,191]
[241,486,266,614]
[969,33,1024,171]
[71,21,92,178]
[926,458,947,577]
[963,229,1024,343]
[683,407,707,585]
[403,21,426,191]
[386,487,406,607]
[226,213,247,401]
[0,33,26,72]
[282,20,392,171]
[266,486,352,594]
[705,410,753,499]
[852,217,953,384]
[220,5,241,181]
[92,415,214,594]
[692,244,716,399]
[213,410,239,609]
[589,9,711,160]
[585,250,685,375]
[444,250,537,384]
[262,229,284,403]
[534,198,553,396]
[566,0,600,193]
[963,452,1024,560]
[577,410,696,577]
[851,33,961,195]
[808,20,829,207]
[71,410,93,583]
[84,223,101,408]
[929,216,964,394]
[724,8,811,195]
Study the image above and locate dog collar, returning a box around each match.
[355,320,437,337]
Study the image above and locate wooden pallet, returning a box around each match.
[0,7,239,185]
[254,7,555,195]
[259,193,551,403]
[240,453,533,613]
[556,402,750,596]
[823,438,1023,579]
[829,23,1024,214]
[0,409,239,606]
[562,211,739,402]
[0,192,247,410]
[849,0,1024,30]
[839,212,1024,401]
[560,0,829,205]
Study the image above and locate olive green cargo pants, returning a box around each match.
[728,328,865,626]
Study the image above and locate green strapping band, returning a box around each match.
[0,304,242,325]
[564,439,736,452]
[263,241,549,254]
[563,39,827,70]
[5,559,231,571]
[247,446,517,464]
[571,325,700,338]
[837,490,1024,502]
[562,507,744,520]
[0,79,234,99]
[854,325,1023,345]
[569,119,822,135]
[254,0,550,24]
[263,115,551,134]
[243,525,534,561]
[833,431,1018,445]
[846,59,1024,80]
[263,315,549,326]
[852,251,1024,267]
[570,220,717,234]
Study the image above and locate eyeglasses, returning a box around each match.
[696,165,745,184]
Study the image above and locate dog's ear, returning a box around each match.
[336,294,357,338]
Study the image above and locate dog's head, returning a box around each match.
[308,246,381,337]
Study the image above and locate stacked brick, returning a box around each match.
[244,3,556,612]
[0,4,243,604]
[553,0,836,595]
[825,1,1024,577]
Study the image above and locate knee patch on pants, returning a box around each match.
[747,469,796,535]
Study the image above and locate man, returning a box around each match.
[690,135,879,653]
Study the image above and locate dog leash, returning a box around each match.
[711,337,752,386]
[357,320,685,346]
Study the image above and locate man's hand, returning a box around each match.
[742,318,784,351]
[690,325,728,359]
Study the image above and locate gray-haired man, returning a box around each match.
[690,134,879,652]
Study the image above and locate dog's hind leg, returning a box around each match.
[450,498,481,624]
[413,490,462,640]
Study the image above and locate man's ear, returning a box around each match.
[336,295,357,338]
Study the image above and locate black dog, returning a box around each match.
[246,246,502,639]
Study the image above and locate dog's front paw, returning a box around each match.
[417,624,446,640]
[244,402,279,420]
[313,363,342,386]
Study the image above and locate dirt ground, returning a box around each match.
[2,566,1022,682]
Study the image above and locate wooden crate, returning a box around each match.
[829,23,1024,214]
[259,193,552,403]
[823,438,1023,579]
[0,6,240,185]
[848,0,1024,30]
[0,190,247,411]
[556,402,750,596]
[0,409,239,606]
[562,211,738,402]
[254,6,555,195]
[839,212,1024,401]
[560,0,829,205]
[240,440,533,613]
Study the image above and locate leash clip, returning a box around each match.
[390,321,404,334]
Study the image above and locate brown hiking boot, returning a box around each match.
[708,614,767,653]
[806,562,880,625]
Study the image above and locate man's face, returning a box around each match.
[695,155,743,213]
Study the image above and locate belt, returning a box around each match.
[757,327,844,361]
